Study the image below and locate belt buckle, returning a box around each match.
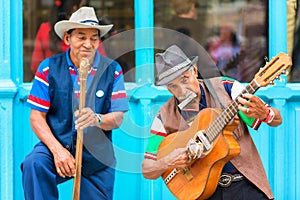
[218,173,233,187]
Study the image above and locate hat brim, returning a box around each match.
[155,56,198,86]
[54,21,113,39]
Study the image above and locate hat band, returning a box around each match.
[80,20,99,26]
[158,59,192,81]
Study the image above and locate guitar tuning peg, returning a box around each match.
[277,76,281,81]
[283,70,289,76]
[264,56,269,63]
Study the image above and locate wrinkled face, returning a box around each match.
[64,28,100,67]
[166,65,200,102]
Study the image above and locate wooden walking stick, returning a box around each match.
[72,58,90,200]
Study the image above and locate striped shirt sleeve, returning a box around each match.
[110,64,129,112]
[144,113,168,160]
[27,59,51,112]
[222,76,261,130]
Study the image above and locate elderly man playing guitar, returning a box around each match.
[142,45,289,200]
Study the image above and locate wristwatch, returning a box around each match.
[95,113,103,125]
[262,106,275,124]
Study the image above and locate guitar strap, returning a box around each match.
[203,78,225,110]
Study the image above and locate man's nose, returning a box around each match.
[83,40,92,48]
[177,87,188,99]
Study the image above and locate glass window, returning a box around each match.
[23,0,135,82]
[155,0,268,82]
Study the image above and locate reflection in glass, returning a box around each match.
[23,0,135,82]
[155,0,268,82]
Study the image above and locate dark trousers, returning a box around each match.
[21,144,115,200]
[208,179,270,200]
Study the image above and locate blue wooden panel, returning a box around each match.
[0,96,15,200]
[295,106,300,199]
[134,0,154,84]
[12,83,300,200]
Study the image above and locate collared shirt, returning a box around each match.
[27,49,128,113]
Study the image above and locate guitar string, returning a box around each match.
[204,81,259,142]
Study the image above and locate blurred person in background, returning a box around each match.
[30,0,107,74]
[207,24,240,79]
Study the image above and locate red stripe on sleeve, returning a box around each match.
[35,71,48,84]
[28,94,50,107]
[150,129,167,137]
[112,92,127,100]
[114,70,123,79]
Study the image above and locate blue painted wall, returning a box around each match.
[0,0,300,199]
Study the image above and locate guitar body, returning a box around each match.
[157,108,241,200]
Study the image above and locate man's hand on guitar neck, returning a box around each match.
[142,148,189,180]
[237,93,282,126]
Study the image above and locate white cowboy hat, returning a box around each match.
[54,6,113,39]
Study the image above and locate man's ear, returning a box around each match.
[193,65,198,78]
[63,33,70,46]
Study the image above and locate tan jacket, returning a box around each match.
[159,77,273,199]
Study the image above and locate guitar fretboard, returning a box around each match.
[205,80,260,142]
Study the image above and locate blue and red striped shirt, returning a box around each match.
[27,49,128,113]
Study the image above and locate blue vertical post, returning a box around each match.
[134,1,157,200]
[10,0,24,83]
[11,1,25,199]
[269,1,288,56]
[269,0,288,86]
[268,1,289,199]
[0,0,20,200]
[134,0,154,85]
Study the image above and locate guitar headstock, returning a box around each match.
[79,58,90,80]
[254,52,292,87]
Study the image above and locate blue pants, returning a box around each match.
[21,144,115,200]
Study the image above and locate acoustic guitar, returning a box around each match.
[156,52,292,200]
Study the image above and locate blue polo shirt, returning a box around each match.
[27,49,128,113]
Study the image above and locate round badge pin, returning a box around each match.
[96,90,104,98]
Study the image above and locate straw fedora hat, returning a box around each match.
[155,45,198,86]
[54,6,113,39]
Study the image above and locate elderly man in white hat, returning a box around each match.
[142,45,282,199]
[22,7,128,200]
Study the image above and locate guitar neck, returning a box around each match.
[205,80,260,142]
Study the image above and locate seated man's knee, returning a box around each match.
[21,151,53,175]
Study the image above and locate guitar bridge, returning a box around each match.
[181,167,194,181]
